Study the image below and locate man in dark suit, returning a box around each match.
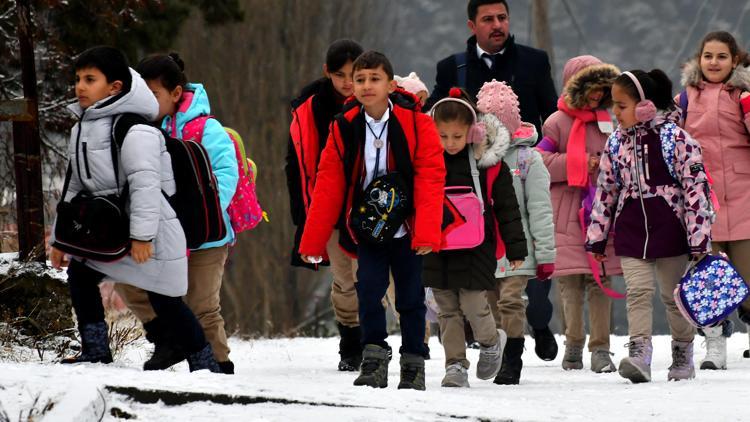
[426,0,559,366]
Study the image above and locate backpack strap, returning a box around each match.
[111,113,150,194]
[607,131,622,189]
[517,146,531,181]
[455,52,468,89]
[181,115,212,142]
[468,145,485,212]
[679,90,689,123]
[659,122,679,183]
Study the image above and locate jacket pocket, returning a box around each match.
[733,161,750,175]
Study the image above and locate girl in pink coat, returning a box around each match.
[538,55,620,373]
[678,31,750,369]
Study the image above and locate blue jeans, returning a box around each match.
[525,278,553,330]
[356,236,427,357]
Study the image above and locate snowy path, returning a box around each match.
[2,334,750,421]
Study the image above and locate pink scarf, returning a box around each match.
[556,97,611,187]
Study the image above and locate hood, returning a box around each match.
[510,122,538,147]
[474,113,510,168]
[390,87,422,112]
[681,58,750,91]
[67,68,158,121]
[172,83,212,128]
[563,63,620,109]
[291,77,337,109]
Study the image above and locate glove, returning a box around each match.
[536,263,555,281]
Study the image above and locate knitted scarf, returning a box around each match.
[557,96,611,187]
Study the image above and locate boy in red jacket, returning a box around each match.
[300,51,445,390]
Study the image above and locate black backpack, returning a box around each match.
[113,114,226,249]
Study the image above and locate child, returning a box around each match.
[299,51,446,390]
[678,31,750,369]
[113,53,239,374]
[425,87,526,388]
[286,39,365,371]
[49,46,219,372]
[395,72,429,107]
[538,55,620,373]
[476,80,556,385]
[586,69,713,383]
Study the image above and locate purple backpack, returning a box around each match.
[674,253,749,328]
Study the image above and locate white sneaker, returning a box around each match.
[700,325,727,370]
[442,362,469,388]
[477,329,507,380]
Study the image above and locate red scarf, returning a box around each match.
[557,97,610,187]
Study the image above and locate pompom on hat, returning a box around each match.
[394,72,429,96]
[476,79,521,135]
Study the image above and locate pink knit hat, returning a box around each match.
[562,55,603,87]
[476,79,521,135]
[395,72,428,95]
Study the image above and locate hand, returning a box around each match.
[131,240,153,264]
[588,154,601,173]
[536,263,555,280]
[509,260,524,271]
[301,255,323,264]
[593,253,607,263]
[415,246,433,256]
[50,247,66,269]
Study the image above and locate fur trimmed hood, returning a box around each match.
[563,63,620,110]
[681,58,750,91]
[473,112,510,168]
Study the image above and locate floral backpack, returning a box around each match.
[183,116,268,233]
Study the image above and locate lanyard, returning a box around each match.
[366,119,389,178]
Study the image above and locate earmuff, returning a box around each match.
[430,88,486,143]
[621,71,657,123]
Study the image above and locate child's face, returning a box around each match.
[436,119,469,155]
[700,40,738,83]
[75,67,122,109]
[586,88,605,109]
[353,66,396,111]
[324,60,355,98]
[146,79,182,121]
[611,83,638,129]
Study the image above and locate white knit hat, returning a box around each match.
[394,72,429,95]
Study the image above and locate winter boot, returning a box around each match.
[186,344,221,373]
[562,343,583,370]
[143,342,186,371]
[337,323,363,371]
[700,321,731,370]
[493,337,524,385]
[397,353,426,391]
[745,324,750,359]
[532,326,558,361]
[61,322,113,364]
[668,340,695,381]
[618,337,653,383]
[441,362,469,388]
[218,360,235,375]
[353,344,389,388]
[477,329,507,380]
[590,349,617,373]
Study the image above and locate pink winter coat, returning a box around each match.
[541,111,622,276]
[679,60,750,242]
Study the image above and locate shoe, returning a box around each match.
[477,329,507,380]
[186,344,221,373]
[441,363,469,388]
[143,341,186,371]
[493,337,524,385]
[532,327,558,361]
[353,344,389,388]
[397,353,426,391]
[590,349,616,373]
[337,323,362,372]
[562,343,583,370]
[700,323,728,370]
[61,322,113,364]
[743,323,750,359]
[668,340,695,381]
[218,360,235,375]
[618,337,653,383]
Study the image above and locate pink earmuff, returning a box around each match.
[430,88,483,143]
[621,71,657,123]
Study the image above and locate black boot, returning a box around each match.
[218,360,235,374]
[142,318,187,371]
[494,337,524,385]
[532,326,558,361]
[338,323,363,371]
[61,322,113,364]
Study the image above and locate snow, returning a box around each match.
[0,253,68,283]
[2,334,750,421]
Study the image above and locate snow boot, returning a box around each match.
[353,344,389,388]
[143,341,186,371]
[218,360,235,375]
[668,340,695,381]
[493,337,524,385]
[532,326,558,361]
[441,363,469,388]
[744,323,750,359]
[700,321,731,370]
[186,344,221,373]
[61,322,113,364]
[477,329,507,380]
[618,337,653,383]
[337,323,363,372]
[397,353,426,391]
[562,343,583,370]
[591,349,616,373]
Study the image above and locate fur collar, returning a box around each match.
[474,113,510,168]
[681,58,750,91]
[563,64,620,109]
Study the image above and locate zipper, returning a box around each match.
[74,112,85,186]
[643,143,650,181]
[632,132,650,259]
[82,142,92,179]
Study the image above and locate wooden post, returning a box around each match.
[531,0,555,75]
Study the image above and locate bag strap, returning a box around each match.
[679,90,689,122]
[468,145,485,212]
[455,52,468,89]
[111,113,150,195]
[517,146,531,181]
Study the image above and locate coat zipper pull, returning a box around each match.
[644,143,650,181]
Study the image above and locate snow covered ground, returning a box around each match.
[2,333,750,421]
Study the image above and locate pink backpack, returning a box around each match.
[182,116,267,234]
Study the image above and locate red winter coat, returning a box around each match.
[298,90,446,257]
